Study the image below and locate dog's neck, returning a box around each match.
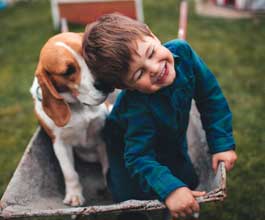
[60,92,100,111]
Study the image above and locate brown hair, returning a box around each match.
[82,13,152,89]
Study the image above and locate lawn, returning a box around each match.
[0,0,264,220]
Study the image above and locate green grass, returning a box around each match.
[0,1,54,196]
[0,0,264,219]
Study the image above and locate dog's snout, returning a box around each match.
[94,80,114,94]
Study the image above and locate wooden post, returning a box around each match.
[178,0,188,40]
[60,18,69,32]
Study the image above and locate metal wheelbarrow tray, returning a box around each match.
[0,103,226,219]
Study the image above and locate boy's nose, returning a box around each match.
[146,60,159,76]
[150,71,156,77]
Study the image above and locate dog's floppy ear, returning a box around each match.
[36,65,71,127]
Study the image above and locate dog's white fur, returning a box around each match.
[30,33,109,206]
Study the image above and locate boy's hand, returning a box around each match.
[212,150,237,172]
[165,187,205,219]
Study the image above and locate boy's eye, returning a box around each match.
[148,48,155,59]
[134,69,144,81]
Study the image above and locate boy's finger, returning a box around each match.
[171,212,179,219]
[185,207,193,215]
[212,158,218,172]
[179,211,186,217]
[191,201,200,213]
[191,190,206,197]
[225,161,230,171]
[190,200,200,212]
[225,160,234,171]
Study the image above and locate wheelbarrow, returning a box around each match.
[0,98,226,219]
[0,1,227,219]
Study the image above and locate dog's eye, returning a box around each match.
[45,70,51,76]
[63,65,76,77]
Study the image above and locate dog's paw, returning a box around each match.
[63,192,85,206]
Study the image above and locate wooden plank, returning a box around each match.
[58,1,137,24]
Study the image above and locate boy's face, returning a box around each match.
[125,35,176,93]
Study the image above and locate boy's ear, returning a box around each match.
[122,84,134,91]
[115,80,133,91]
[121,85,133,91]
[115,84,127,90]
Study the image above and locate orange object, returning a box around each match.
[51,0,144,29]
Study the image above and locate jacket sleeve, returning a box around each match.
[123,94,187,201]
[186,42,235,154]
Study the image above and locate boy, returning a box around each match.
[82,14,237,219]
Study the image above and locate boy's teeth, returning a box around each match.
[158,70,165,80]
[152,63,167,83]
[158,64,166,80]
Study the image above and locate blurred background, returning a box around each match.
[0,0,264,219]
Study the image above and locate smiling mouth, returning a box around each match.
[154,62,168,84]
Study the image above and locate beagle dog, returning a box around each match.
[30,32,112,206]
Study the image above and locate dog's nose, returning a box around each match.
[94,80,114,94]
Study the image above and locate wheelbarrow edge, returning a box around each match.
[0,129,226,219]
